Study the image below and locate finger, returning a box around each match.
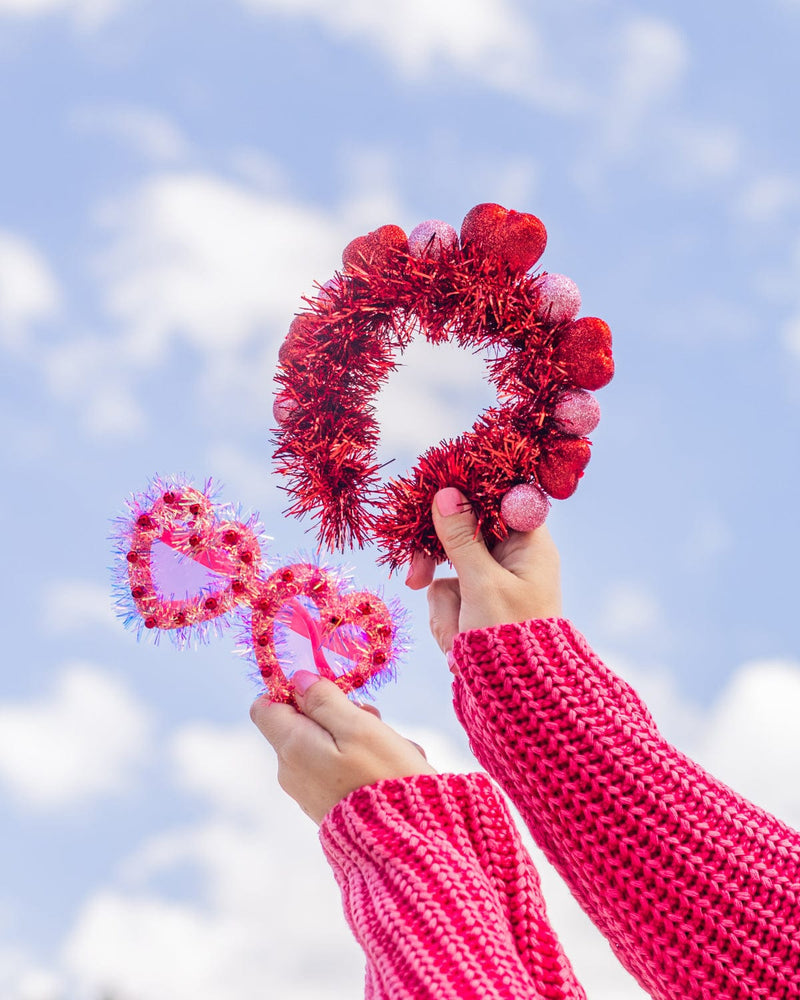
[357,703,382,719]
[404,551,436,590]
[427,577,461,654]
[292,671,364,743]
[249,695,302,751]
[431,488,495,582]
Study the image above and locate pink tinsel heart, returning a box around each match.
[117,478,400,704]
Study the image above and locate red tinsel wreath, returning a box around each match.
[272,203,614,571]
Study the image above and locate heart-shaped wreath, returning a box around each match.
[112,477,404,703]
[272,202,614,571]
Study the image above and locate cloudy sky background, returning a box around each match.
[2,1,800,997]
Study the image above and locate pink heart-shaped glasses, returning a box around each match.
[113,477,403,704]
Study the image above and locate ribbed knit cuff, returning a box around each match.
[452,617,656,731]
[320,771,585,1000]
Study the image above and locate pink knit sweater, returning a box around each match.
[320,619,800,999]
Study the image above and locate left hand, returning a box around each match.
[250,671,436,824]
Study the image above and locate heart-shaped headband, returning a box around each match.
[112,477,405,704]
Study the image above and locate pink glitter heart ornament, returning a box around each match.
[113,476,405,704]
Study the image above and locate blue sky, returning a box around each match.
[2,2,800,998]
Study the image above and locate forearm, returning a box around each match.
[320,771,586,1000]
[452,618,800,1000]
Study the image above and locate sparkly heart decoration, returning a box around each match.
[342,224,409,272]
[113,477,403,704]
[460,202,548,273]
[251,564,395,704]
[125,483,264,632]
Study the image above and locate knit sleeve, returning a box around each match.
[319,770,587,1000]
[451,617,800,1000]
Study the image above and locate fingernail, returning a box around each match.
[292,669,320,695]
[435,487,465,517]
[446,650,459,675]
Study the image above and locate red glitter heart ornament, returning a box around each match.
[342,225,409,272]
[460,203,548,273]
[536,438,591,500]
[553,317,614,390]
[113,477,404,704]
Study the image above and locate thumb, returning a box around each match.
[432,487,494,580]
[292,670,361,741]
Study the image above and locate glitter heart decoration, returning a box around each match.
[112,476,405,704]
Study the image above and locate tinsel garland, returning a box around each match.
[273,204,614,570]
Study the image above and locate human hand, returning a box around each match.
[250,671,436,824]
[406,487,562,656]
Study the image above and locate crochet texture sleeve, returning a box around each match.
[319,770,587,1000]
[451,617,800,1000]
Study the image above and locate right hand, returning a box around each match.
[406,487,562,656]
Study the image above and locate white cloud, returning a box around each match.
[663,121,741,185]
[235,0,582,111]
[600,581,664,640]
[680,511,733,571]
[69,103,188,162]
[42,579,117,633]
[699,658,800,827]
[40,333,146,438]
[737,173,800,224]
[0,0,119,28]
[375,335,496,459]
[46,164,407,437]
[652,294,757,345]
[608,16,688,150]
[205,441,283,515]
[62,722,371,1000]
[82,380,146,438]
[0,663,153,809]
[0,946,60,1000]
[774,234,800,360]
[18,162,411,440]
[0,230,60,350]
[782,313,800,358]
[95,171,356,363]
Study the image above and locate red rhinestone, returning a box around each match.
[329,615,343,626]
[222,530,239,546]
[254,599,271,614]
[144,616,157,629]
[189,504,201,516]
[188,535,200,547]
[231,580,244,594]
[131,586,146,599]
[257,632,269,647]
[162,491,176,504]
[280,569,294,582]
[376,625,390,639]
[204,597,218,611]
[358,602,372,616]
[372,651,387,665]
[126,551,138,563]
[175,612,187,625]
[136,514,154,529]
[239,551,253,564]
